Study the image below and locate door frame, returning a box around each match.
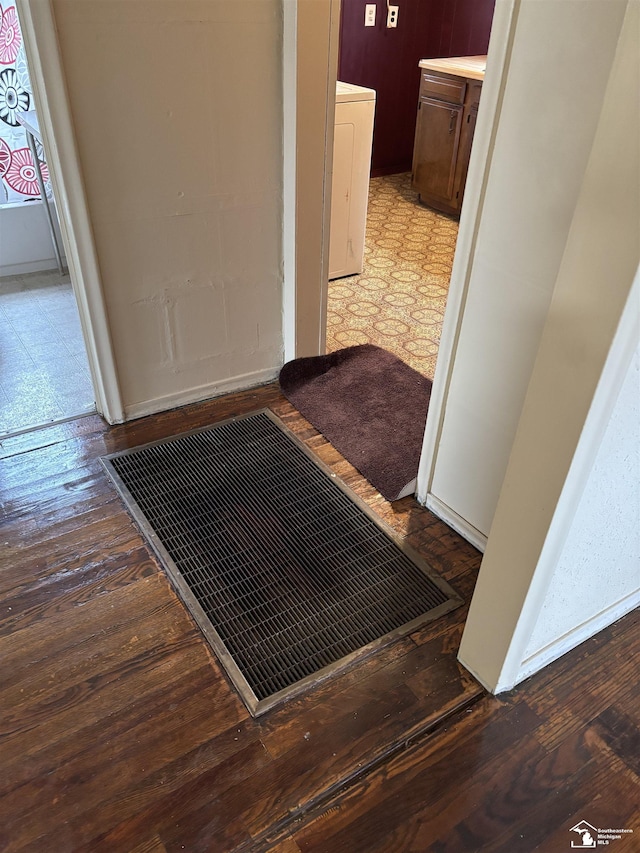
[16,0,124,424]
[283,0,341,361]
[416,0,519,538]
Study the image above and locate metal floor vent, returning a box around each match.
[102,410,462,715]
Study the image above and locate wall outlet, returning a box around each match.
[387,5,399,27]
[365,4,376,26]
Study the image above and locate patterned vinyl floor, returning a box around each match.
[326,172,458,379]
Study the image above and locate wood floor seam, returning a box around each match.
[242,690,486,853]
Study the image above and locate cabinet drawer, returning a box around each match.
[412,99,463,204]
[420,72,466,105]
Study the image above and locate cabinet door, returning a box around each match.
[453,104,478,210]
[411,98,463,205]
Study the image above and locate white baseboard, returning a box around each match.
[512,587,640,688]
[426,493,488,553]
[123,366,280,422]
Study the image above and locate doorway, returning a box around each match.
[0,0,94,436]
[287,0,516,538]
[11,0,123,427]
[326,0,496,381]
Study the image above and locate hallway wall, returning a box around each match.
[51,0,283,417]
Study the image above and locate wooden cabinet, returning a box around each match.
[411,69,482,216]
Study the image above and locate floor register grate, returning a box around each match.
[102,410,462,715]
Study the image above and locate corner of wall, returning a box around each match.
[458,0,638,693]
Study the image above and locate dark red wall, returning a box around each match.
[338,0,496,175]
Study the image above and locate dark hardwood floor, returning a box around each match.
[289,611,639,853]
[0,384,637,852]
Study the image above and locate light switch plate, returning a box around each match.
[387,5,399,27]
[365,4,376,26]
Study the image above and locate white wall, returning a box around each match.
[0,200,65,276]
[459,0,639,692]
[523,343,640,667]
[428,0,629,538]
[51,0,283,418]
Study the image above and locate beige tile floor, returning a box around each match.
[326,173,458,379]
[0,270,95,437]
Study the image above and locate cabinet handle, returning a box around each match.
[449,111,457,134]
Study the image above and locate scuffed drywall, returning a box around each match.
[52,0,283,416]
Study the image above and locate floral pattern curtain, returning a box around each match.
[0,2,47,203]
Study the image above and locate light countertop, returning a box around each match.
[418,55,486,81]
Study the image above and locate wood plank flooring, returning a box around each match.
[289,611,639,852]
[0,383,637,852]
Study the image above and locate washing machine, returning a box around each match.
[329,81,376,280]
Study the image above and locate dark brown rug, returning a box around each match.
[279,344,432,501]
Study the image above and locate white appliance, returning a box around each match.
[329,81,376,280]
